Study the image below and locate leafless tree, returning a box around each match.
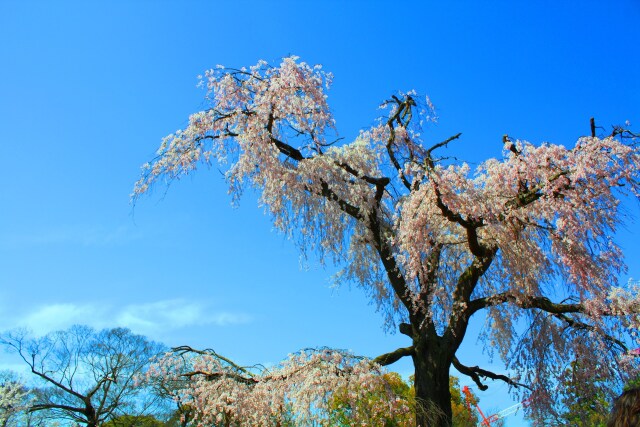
[0,326,165,427]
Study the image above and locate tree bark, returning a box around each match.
[412,335,453,427]
[85,399,98,427]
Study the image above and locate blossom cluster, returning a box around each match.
[0,378,29,425]
[146,348,411,426]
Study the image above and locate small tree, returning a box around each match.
[135,56,640,426]
[543,357,640,427]
[0,326,165,427]
[554,360,611,426]
[0,371,30,427]
[327,371,413,427]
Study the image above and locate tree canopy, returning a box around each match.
[0,326,165,427]
[135,56,640,426]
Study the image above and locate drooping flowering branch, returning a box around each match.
[145,346,412,426]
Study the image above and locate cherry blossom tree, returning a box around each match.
[134,56,640,426]
[0,371,30,427]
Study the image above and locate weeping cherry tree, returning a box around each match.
[134,57,640,426]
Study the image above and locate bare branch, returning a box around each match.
[553,312,628,351]
[467,292,582,317]
[180,370,258,385]
[29,403,86,414]
[172,345,253,376]
[426,132,462,157]
[385,96,414,190]
[452,356,530,391]
[373,346,414,366]
[467,293,627,351]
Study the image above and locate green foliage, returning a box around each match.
[555,361,611,427]
[102,414,166,427]
[450,376,479,427]
[327,372,413,427]
[326,373,478,427]
[556,371,640,427]
[560,395,609,427]
[162,410,189,427]
[624,376,640,392]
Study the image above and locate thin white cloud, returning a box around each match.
[20,303,107,336]
[210,312,253,326]
[115,299,252,333]
[2,299,251,338]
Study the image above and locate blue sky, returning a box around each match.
[1,1,639,425]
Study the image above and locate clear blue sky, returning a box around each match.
[1,1,639,425]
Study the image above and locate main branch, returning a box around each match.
[452,356,530,391]
[373,346,415,366]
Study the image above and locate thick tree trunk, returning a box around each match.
[412,337,453,427]
[84,402,98,427]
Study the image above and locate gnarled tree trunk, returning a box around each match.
[413,339,454,427]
